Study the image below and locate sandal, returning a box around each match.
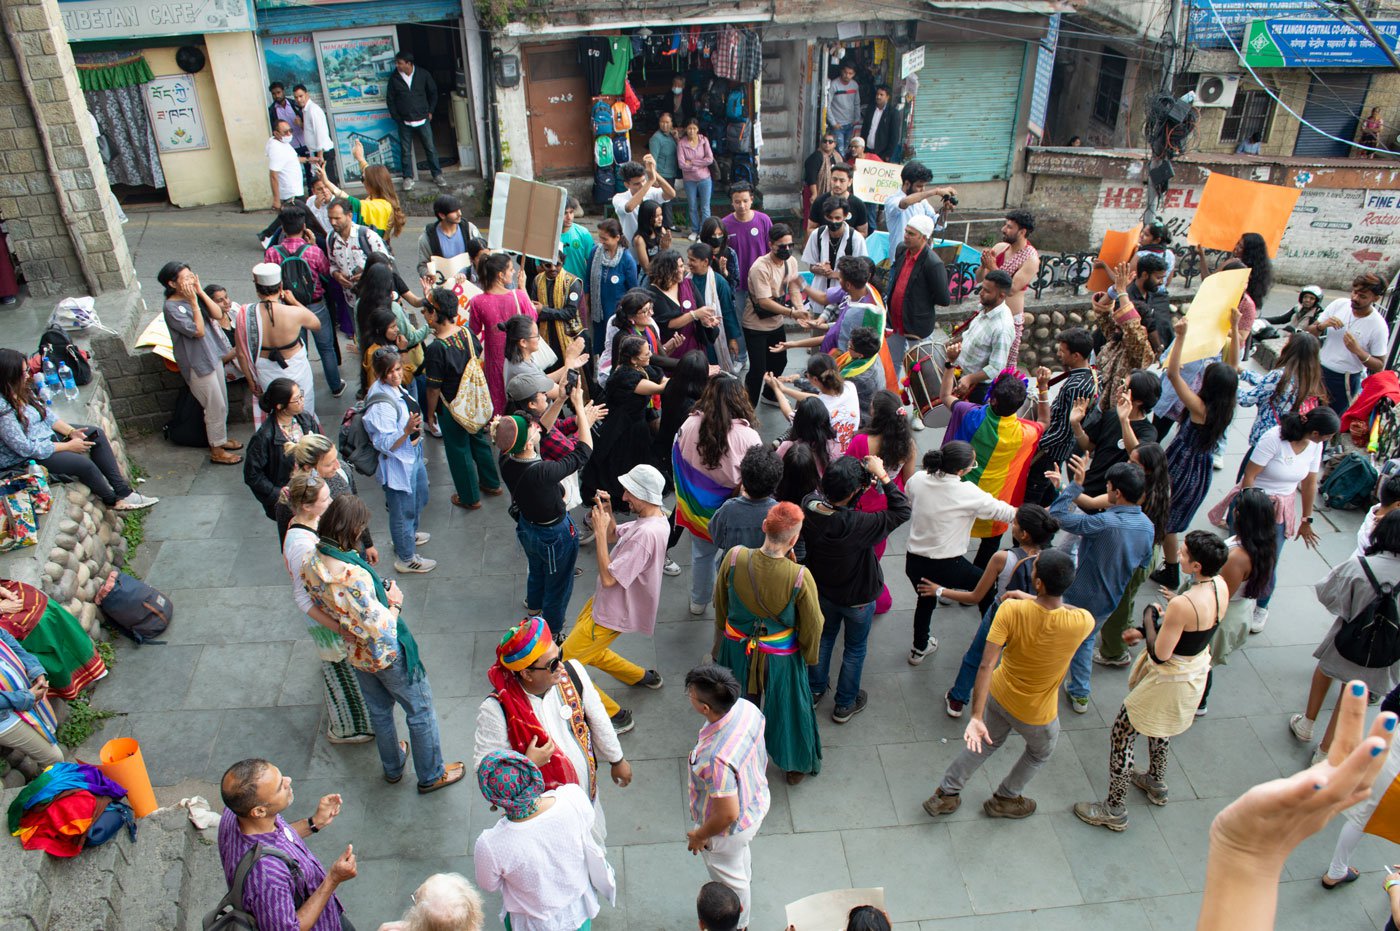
[418,761,466,794]
[1321,867,1360,889]
[210,449,242,465]
[220,439,243,451]
[480,485,504,497]
[384,740,409,784]
[451,494,482,511]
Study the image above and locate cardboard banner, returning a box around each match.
[1179,267,1249,364]
[785,888,886,931]
[1086,223,1143,292]
[851,158,902,204]
[1186,173,1301,256]
[427,254,475,284]
[487,173,567,263]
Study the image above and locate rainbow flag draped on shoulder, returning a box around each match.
[943,401,1044,539]
[672,443,733,542]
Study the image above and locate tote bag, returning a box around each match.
[447,330,494,434]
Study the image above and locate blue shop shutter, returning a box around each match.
[1292,72,1370,159]
[257,0,463,35]
[909,42,1027,183]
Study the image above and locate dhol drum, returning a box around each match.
[904,337,952,429]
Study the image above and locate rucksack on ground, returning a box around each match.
[590,99,614,136]
[38,327,92,385]
[164,386,210,448]
[1321,452,1380,509]
[96,570,172,645]
[339,396,395,476]
[274,243,317,305]
[1335,557,1400,668]
[204,845,302,930]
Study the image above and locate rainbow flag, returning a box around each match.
[943,401,1045,538]
[833,294,898,392]
[672,444,733,542]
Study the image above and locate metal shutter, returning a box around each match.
[1292,73,1371,158]
[909,42,1027,183]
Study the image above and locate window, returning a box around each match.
[1219,89,1275,144]
[1092,48,1127,127]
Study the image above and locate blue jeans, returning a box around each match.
[684,177,712,234]
[384,453,429,561]
[306,298,344,394]
[1066,611,1110,700]
[354,652,445,787]
[831,122,858,155]
[397,120,440,179]
[950,602,999,705]
[1323,366,1362,417]
[690,533,719,606]
[809,595,875,709]
[1257,520,1289,609]
[516,515,579,636]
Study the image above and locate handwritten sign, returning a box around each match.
[143,74,207,153]
[851,158,902,204]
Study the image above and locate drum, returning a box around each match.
[904,337,952,429]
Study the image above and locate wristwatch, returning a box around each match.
[1302,516,1314,523]
[307,816,319,834]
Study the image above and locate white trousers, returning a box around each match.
[701,821,760,928]
[1327,819,1367,881]
[186,368,228,447]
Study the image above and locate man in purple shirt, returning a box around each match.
[217,758,357,930]
[720,182,772,365]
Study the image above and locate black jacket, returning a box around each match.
[244,412,321,519]
[883,244,951,339]
[860,102,898,161]
[268,100,302,133]
[800,481,911,605]
[386,67,437,125]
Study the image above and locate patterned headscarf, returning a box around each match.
[477,750,544,820]
[495,615,551,672]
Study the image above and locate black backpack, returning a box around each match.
[338,395,397,476]
[203,844,303,930]
[274,242,318,305]
[95,570,172,645]
[1334,558,1400,668]
[164,386,211,448]
[38,327,92,385]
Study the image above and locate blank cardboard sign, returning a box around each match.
[488,173,567,262]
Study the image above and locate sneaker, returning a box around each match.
[433,174,448,188]
[689,601,707,616]
[1195,703,1208,717]
[331,382,347,399]
[1289,713,1315,743]
[578,514,596,545]
[1311,747,1328,766]
[944,692,965,718]
[908,639,938,665]
[1211,454,1224,471]
[637,669,664,690]
[403,177,416,191]
[1249,606,1269,634]
[1073,800,1128,831]
[831,690,868,724]
[811,689,825,706]
[394,555,436,573]
[415,532,431,546]
[921,788,961,817]
[425,421,441,438]
[610,709,635,735]
[1093,646,1132,668]
[114,492,159,510]
[910,417,926,432]
[1068,694,1090,715]
[984,794,1037,819]
[1130,771,1169,806]
[1148,562,1179,589]
[662,558,681,577]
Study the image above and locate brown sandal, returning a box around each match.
[480,485,504,497]
[451,494,482,510]
[384,740,410,784]
[220,439,243,451]
[210,448,242,465]
[418,761,466,794]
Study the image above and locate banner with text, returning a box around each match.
[1244,18,1400,68]
[851,158,902,205]
[59,0,253,42]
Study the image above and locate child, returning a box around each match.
[1356,471,1400,557]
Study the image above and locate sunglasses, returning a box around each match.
[822,138,836,144]
[525,656,562,674]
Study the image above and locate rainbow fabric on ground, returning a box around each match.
[943,401,1045,538]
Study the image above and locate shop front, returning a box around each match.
[254,0,484,186]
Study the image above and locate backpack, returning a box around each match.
[203,845,303,931]
[612,133,631,164]
[1334,558,1400,668]
[593,165,617,206]
[594,135,615,168]
[611,100,633,133]
[1321,452,1380,510]
[96,570,172,645]
[274,242,317,306]
[338,395,396,476]
[86,799,137,847]
[590,99,614,136]
[163,386,211,448]
[38,327,92,385]
[725,88,745,120]
[724,119,752,154]
[730,152,755,186]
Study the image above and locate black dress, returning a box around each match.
[581,364,661,508]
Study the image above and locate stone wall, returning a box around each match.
[91,331,251,435]
[0,0,137,296]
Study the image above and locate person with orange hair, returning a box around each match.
[713,501,824,784]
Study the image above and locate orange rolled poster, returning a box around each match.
[99,737,159,817]
[1185,173,1300,256]
[1085,224,1142,292]
[1365,772,1400,844]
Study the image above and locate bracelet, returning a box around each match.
[1386,877,1400,892]
[307,816,319,834]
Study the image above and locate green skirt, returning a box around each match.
[19,602,105,699]
[716,639,822,776]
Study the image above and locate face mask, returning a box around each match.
[673,87,683,95]
[827,220,844,232]
[709,237,725,248]
[775,245,793,261]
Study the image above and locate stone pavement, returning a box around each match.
[61,206,1393,930]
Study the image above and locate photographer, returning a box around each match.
[881,161,956,248]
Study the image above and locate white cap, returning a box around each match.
[253,263,282,287]
[907,215,935,239]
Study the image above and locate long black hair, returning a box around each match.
[1235,232,1274,308]
[1194,361,1239,449]
[865,390,912,473]
[790,397,837,471]
[661,350,708,415]
[1133,442,1171,545]
[0,347,40,429]
[1232,487,1279,599]
[776,441,821,505]
[355,261,396,346]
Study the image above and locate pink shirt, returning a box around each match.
[265,235,330,301]
[677,136,715,181]
[592,515,670,635]
[675,411,763,491]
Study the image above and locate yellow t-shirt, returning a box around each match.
[987,599,1095,726]
[352,196,394,238]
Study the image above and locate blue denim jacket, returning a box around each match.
[0,628,46,735]
[0,396,58,472]
[1051,483,1156,621]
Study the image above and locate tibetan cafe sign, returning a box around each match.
[59,0,254,42]
[1244,17,1400,67]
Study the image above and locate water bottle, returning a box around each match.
[41,350,58,391]
[58,362,78,401]
[31,371,51,404]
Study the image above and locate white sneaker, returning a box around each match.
[1310,747,1328,766]
[403,178,416,191]
[394,555,436,573]
[578,513,596,545]
[1249,606,1269,634]
[910,416,926,432]
[115,492,159,510]
[1211,454,1224,471]
[1289,713,1315,743]
[415,532,431,546]
[908,639,938,665]
[663,558,681,577]
[689,601,707,616]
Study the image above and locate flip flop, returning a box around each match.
[418,761,467,794]
[384,740,409,784]
[1321,867,1360,889]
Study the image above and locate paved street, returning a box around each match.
[67,206,1394,929]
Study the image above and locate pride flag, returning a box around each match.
[943,401,1044,538]
[672,444,733,542]
[832,296,898,393]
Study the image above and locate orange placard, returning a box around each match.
[99,737,159,818]
[1085,224,1142,292]
[1186,173,1301,257]
[1366,773,1400,844]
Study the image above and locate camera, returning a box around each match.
[941,193,958,206]
[858,463,875,488]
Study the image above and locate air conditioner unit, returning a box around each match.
[1195,74,1240,108]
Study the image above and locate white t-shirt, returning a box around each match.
[282,526,317,615]
[265,136,304,200]
[300,99,334,153]
[611,187,666,244]
[1318,298,1391,374]
[1248,425,1323,496]
[820,381,861,450]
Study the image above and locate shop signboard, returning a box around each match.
[1027,14,1059,139]
[143,74,208,153]
[1186,0,1315,49]
[263,33,324,107]
[59,0,252,42]
[900,46,924,80]
[1243,18,1400,68]
[317,28,398,112]
[333,109,401,181]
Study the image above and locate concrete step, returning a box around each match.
[762,108,791,135]
[757,135,794,161]
[762,57,783,81]
[761,81,786,109]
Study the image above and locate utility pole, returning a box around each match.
[1336,0,1400,73]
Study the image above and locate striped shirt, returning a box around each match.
[1040,367,1099,464]
[217,809,343,931]
[688,698,770,833]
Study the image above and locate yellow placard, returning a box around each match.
[1086,224,1143,293]
[1185,173,1301,256]
[850,158,903,204]
[1179,267,1249,364]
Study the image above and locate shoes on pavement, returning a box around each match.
[1311,746,1328,766]
[983,794,1037,819]
[1322,867,1361,890]
[908,639,938,665]
[415,532,431,546]
[114,492,159,511]
[1073,801,1128,831]
[403,178,416,191]
[1249,606,1269,634]
[433,174,448,188]
[1130,771,1169,806]
[331,382,347,399]
[944,692,965,718]
[1195,703,1208,717]
[811,689,825,707]
[1211,454,1224,471]
[1148,562,1180,589]
[1093,646,1132,667]
[910,417,926,431]
[610,709,635,734]
[417,762,466,794]
[663,558,681,577]
[921,788,961,817]
[831,690,868,724]
[1289,713,1315,742]
[1068,694,1090,714]
[637,669,664,689]
[394,555,436,573]
[785,771,806,785]
[689,601,707,616]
